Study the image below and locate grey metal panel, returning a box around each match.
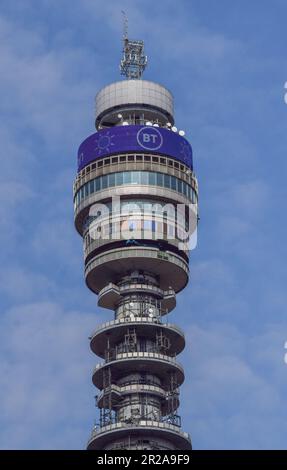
[96,80,174,121]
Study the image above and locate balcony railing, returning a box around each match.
[89,316,185,340]
[88,419,191,443]
[94,351,183,372]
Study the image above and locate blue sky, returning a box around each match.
[0,0,286,449]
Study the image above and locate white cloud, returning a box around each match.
[0,13,97,152]
[0,0,285,451]
[180,322,287,449]
[0,267,56,302]
[0,301,99,449]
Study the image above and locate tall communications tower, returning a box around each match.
[73,24,198,450]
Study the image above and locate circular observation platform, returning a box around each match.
[85,246,189,294]
[90,318,185,358]
[92,352,185,390]
[87,420,192,450]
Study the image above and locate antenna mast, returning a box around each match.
[122,10,128,41]
[120,11,148,80]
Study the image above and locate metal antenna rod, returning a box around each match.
[122,10,128,41]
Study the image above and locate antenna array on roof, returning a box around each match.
[119,11,148,80]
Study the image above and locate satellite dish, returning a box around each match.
[153,123,159,127]
[118,113,123,119]
[129,302,134,307]
[166,122,172,127]
[122,121,129,126]
[145,121,153,126]
[179,130,185,136]
[148,308,154,313]
[171,126,178,132]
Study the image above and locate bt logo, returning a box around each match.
[137,127,163,151]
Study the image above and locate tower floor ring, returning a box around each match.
[74,181,196,235]
[84,239,189,267]
[90,320,185,357]
[74,155,196,195]
[87,421,191,450]
[85,247,189,294]
[92,354,185,390]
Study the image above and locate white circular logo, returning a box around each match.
[137,127,163,151]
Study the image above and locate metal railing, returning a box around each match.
[94,351,184,372]
[96,381,167,404]
[89,419,191,441]
[90,316,185,342]
[95,412,181,429]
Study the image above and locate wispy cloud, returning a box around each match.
[0,301,100,449]
[181,322,287,449]
[0,0,286,450]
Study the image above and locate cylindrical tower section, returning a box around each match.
[74,70,197,450]
[95,80,174,129]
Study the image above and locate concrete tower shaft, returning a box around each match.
[74,69,198,449]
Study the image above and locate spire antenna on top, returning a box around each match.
[122,10,128,41]
[119,11,147,80]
